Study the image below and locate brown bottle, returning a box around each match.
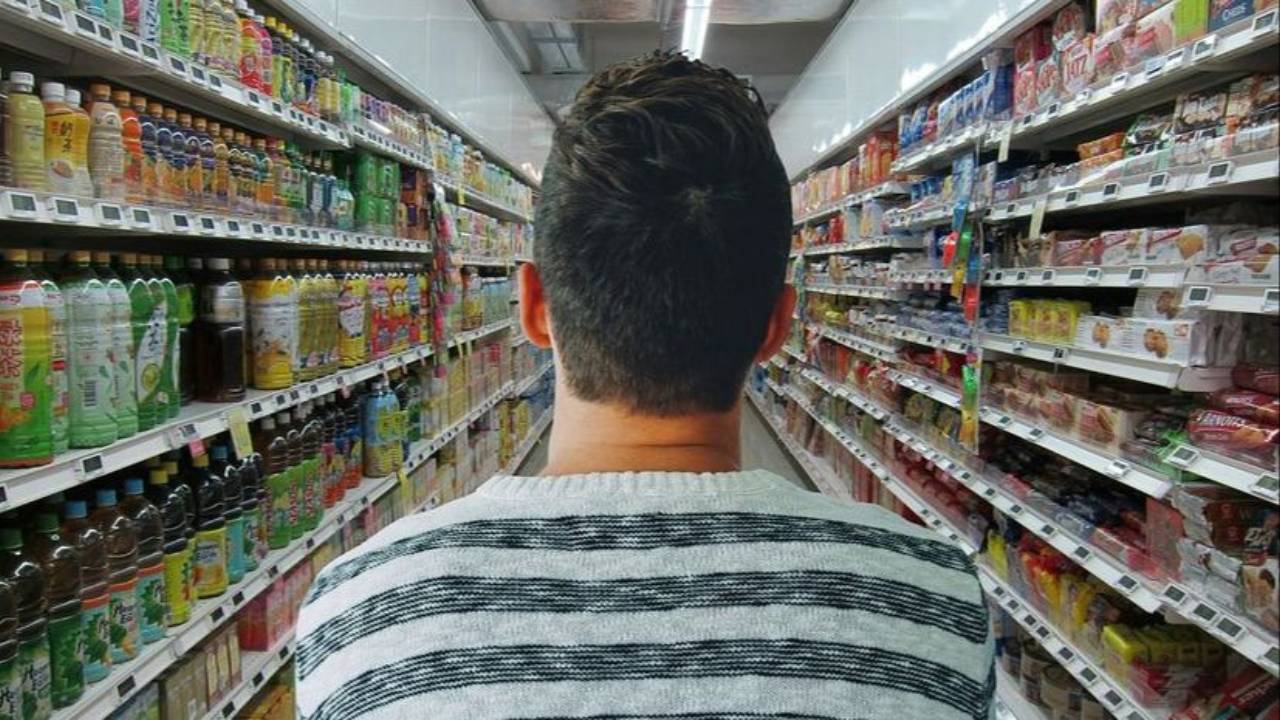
[195,258,246,402]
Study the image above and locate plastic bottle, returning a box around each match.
[316,260,337,376]
[147,102,171,205]
[298,403,321,531]
[102,0,122,29]
[60,500,109,684]
[236,454,262,571]
[60,251,118,449]
[117,254,160,431]
[367,263,390,360]
[193,117,215,206]
[90,489,138,664]
[235,0,260,90]
[0,527,51,720]
[232,131,256,214]
[133,96,157,203]
[145,467,190,627]
[253,416,290,549]
[338,385,363,490]
[165,256,195,406]
[113,90,143,204]
[27,252,67,457]
[0,69,11,188]
[292,259,315,382]
[337,260,367,369]
[194,258,245,403]
[0,572,18,720]
[149,256,179,420]
[177,113,200,209]
[252,138,273,217]
[363,378,402,478]
[6,72,46,192]
[41,83,89,198]
[264,17,284,101]
[139,0,161,44]
[83,84,125,202]
[183,453,226,598]
[209,446,244,583]
[267,138,287,222]
[280,410,303,540]
[248,258,296,390]
[318,395,338,507]
[219,125,238,213]
[27,513,81,708]
[218,1,241,80]
[168,0,194,60]
[118,478,165,646]
[209,120,229,210]
[161,108,185,206]
[92,253,138,441]
[161,454,195,545]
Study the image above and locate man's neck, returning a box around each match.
[540,389,742,476]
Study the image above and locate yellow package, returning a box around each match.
[1034,300,1056,341]
[987,532,1008,579]
[1009,300,1029,338]
[1137,627,1179,665]
[1101,624,1148,678]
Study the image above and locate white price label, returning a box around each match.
[1084,267,1102,284]
[1182,285,1212,307]
[49,197,80,222]
[72,10,97,37]
[129,206,153,229]
[1063,189,1080,206]
[1253,8,1278,34]
[1192,34,1218,59]
[1101,182,1120,200]
[94,203,123,225]
[1148,172,1168,192]
[1204,161,1232,185]
[169,212,192,232]
[36,0,61,22]
[1263,289,1279,314]
[4,191,39,218]
[117,31,140,56]
[1165,47,1186,69]
[140,43,161,64]
[1126,266,1148,285]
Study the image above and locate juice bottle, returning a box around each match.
[316,260,337,376]
[0,69,10,187]
[0,527,51,720]
[60,500,109,685]
[340,384,363,490]
[178,114,201,209]
[41,83,86,198]
[166,256,195,406]
[27,252,67,457]
[93,253,137,440]
[113,90,143,204]
[217,1,240,80]
[299,402,321,530]
[281,410,302,540]
[337,260,368,368]
[85,84,123,202]
[292,259,315,382]
[90,489,138,664]
[117,254,161,431]
[161,454,195,545]
[220,126,239,212]
[61,252,119,449]
[235,0,260,90]
[102,0,122,29]
[406,262,421,348]
[161,108,185,206]
[236,453,261,571]
[150,256,179,420]
[264,16,283,101]
[318,395,338,507]
[27,513,81,708]
[133,96,157,203]
[121,0,139,35]
[208,120,229,210]
[247,258,296,390]
[209,446,244,583]
[252,8,273,96]
[0,573,18,720]
[193,117,215,207]
[233,131,256,214]
[118,478,165,646]
[183,452,226,598]
[6,72,46,192]
[367,263,389,360]
[146,102,170,205]
[363,378,402,477]
[252,138,273,217]
[145,467,190,627]
[195,258,245,403]
[165,0,193,60]
[253,415,290,549]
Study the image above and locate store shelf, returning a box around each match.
[0,0,347,149]
[892,122,992,174]
[983,265,1188,289]
[811,324,900,363]
[890,267,958,286]
[980,333,1233,392]
[792,182,912,227]
[0,188,429,253]
[348,121,432,171]
[745,390,850,502]
[1161,443,1278,504]
[502,409,553,475]
[0,318,513,514]
[996,668,1050,720]
[804,283,906,301]
[202,634,296,720]
[437,176,533,224]
[877,322,973,354]
[454,254,513,268]
[806,236,923,256]
[885,204,954,230]
[885,370,962,409]
[509,362,554,398]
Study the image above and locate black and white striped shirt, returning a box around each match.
[296,471,994,720]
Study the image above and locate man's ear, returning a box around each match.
[518,262,553,349]
[754,284,796,362]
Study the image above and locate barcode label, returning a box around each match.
[83,379,97,408]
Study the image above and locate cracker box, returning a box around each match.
[1076,397,1141,453]
[1209,0,1255,30]
[1097,228,1147,265]
[1123,317,1209,364]
[1133,287,1202,320]
[1143,225,1213,264]
[1074,315,1129,353]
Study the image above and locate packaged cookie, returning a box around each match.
[1133,287,1202,320]
[1097,228,1147,265]
[1061,36,1097,95]
[1123,317,1210,365]
[1208,389,1280,426]
[1077,397,1140,452]
[1052,235,1097,266]
[1014,23,1053,69]
[1036,56,1063,109]
[1143,225,1213,264]
[1187,408,1279,465]
[1053,3,1088,50]
[1209,0,1256,31]
[1097,0,1139,34]
[1075,315,1129,353]
[1093,23,1136,78]
[1127,2,1178,62]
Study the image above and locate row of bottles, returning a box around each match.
[0,73,357,229]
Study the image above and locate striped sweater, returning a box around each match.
[296,471,995,720]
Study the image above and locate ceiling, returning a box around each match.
[474,0,853,121]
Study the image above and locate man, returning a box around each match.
[297,51,993,720]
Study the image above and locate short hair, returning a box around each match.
[534,51,792,415]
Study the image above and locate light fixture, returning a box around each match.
[680,0,713,60]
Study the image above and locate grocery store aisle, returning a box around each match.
[742,402,806,488]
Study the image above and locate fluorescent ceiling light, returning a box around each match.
[681,0,713,60]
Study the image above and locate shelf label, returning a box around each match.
[1166,444,1200,468]
[95,22,113,45]
[129,206,153,229]
[1010,340,1027,353]
[270,225,284,239]
[117,31,140,56]
[1101,182,1120,200]
[36,0,60,22]
[140,42,161,64]
[1147,172,1168,192]
[1015,270,1028,284]
[1256,473,1278,495]
[1191,603,1218,624]
[167,54,188,77]
[270,100,285,116]
[1162,584,1188,605]
[169,212,192,232]
[285,226,297,240]
[250,222,266,238]
[1214,616,1244,641]
[189,64,207,86]
[245,89,262,108]
[3,0,31,12]
[1105,459,1130,478]
[1205,161,1232,185]
[1182,285,1212,308]
[94,202,123,225]
[1143,55,1165,78]
[50,197,80,222]
[4,191,39,218]
[1116,575,1139,593]
[207,73,223,92]
[226,406,253,460]
[72,10,96,36]
[221,701,236,718]
[1056,647,1074,664]
[1253,8,1278,34]
[1262,289,1279,314]
[1084,267,1102,285]
[1126,266,1148,285]
[198,215,218,235]
[115,674,136,699]
[1109,73,1128,91]
[1027,427,1045,440]
[1192,33,1218,59]
[1073,546,1092,562]
[225,219,242,236]
[80,453,105,480]
[1040,269,1055,284]
[1165,47,1186,70]
[1063,189,1079,206]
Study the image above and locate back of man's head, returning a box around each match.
[535,51,792,416]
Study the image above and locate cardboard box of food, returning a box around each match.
[1143,225,1214,264]
[1074,314,1129,354]
[1122,317,1210,365]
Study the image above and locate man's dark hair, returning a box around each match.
[534,51,792,416]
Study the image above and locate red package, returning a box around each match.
[1232,363,1280,395]
[1052,3,1087,51]
[1187,408,1280,464]
[1014,24,1053,69]
[1208,389,1280,426]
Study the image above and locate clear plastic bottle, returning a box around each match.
[0,571,18,720]
[0,70,11,188]
[279,410,302,540]
[294,258,317,382]
[337,259,368,368]
[42,83,91,198]
[60,499,109,686]
[85,84,124,202]
[248,258,296,390]
[6,72,46,191]
[118,478,165,646]
[117,254,161,431]
[195,258,245,402]
[193,117,215,207]
[252,137,273,217]
[166,256,196,406]
[27,252,68,457]
[161,453,195,545]
[149,255,180,420]
[0,527,51,720]
[339,383,364,491]
[233,130,256,214]
[319,395,340,507]
[145,467,190,627]
[253,415,290,549]
[221,126,241,213]
[113,90,143,204]
[161,108,185,206]
[90,489,138,664]
[139,0,162,44]
[316,259,338,376]
[91,252,137,440]
[60,251,119,449]
[209,445,244,583]
[178,113,201,209]
[27,512,82,708]
[183,452,226,598]
[133,96,158,203]
[147,102,171,205]
[236,453,262,571]
[362,378,402,478]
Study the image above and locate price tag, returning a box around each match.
[1253,7,1278,34]
[4,191,39,218]
[1015,270,1028,284]
[1028,427,1045,441]
[1204,161,1232,185]
[1262,289,1279,314]
[1084,267,1102,284]
[169,212,192,232]
[1182,285,1212,307]
[95,22,113,45]
[225,219,242,236]
[1045,102,1060,118]
[1126,266,1148,285]
[1191,603,1218,624]
[1256,472,1278,496]
[95,203,123,226]
[189,64,207,86]
[1052,346,1070,362]
[140,42,161,64]
[1148,172,1168,192]
[1109,72,1128,91]
[207,73,223,92]
[1105,459,1130,478]
[1011,339,1027,353]
[1028,199,1047,238]
[115,675,136,699]
[80,454,105,480]
[36,0,61,22]
[250,222,266,238]
[1040,269,1055,284]
[1101,690,1123,709]
[998,123,1013,163]
[270,225,284,239]
[1165,47,1186,70]
[72,11,97,37]
[270,100,285,116]
[198,215,218,235]
[245,89,262,108]
[221,701,235,718]
[49,197,80,222]
[1192,33,1218,60]
[1063,189,1079,206]
[3,0,31,12]
[1073,546,1092,562]
[129,206,153,229]
[285,226,297,241]
[1214,616,1244,641]
[1143,55,1165,78]
[167,54,188,77]
[226,406,253,460]
[1101,182,1120,200]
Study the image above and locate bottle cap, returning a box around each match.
[89,83,111,99]
[65,89,82,107]
[211,445,228,461]
[0,528,21,550]
[34,513,59,534]
[40,81,65,100]
[192,453,209,467]
[148,469,168,485]
[123,477,144,495]
[95,488,118,507]
[64,500,88,519]
[8,71,34,87]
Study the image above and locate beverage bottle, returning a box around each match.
[0,69,11,187]
[165,256,195,406]
[236,453,262,571]
[338,386,363,490]
[85,84,124,202]
[218,1,241,80]
[178,113,201,209]
[26,252,68,457]
[113,90,143,203]
[5,72,46,192]
[316,260,337,376]
[281,410,302,539]
[116,254,159,431]
[132,96,157,203]
[146,102,170,205]
[233,131,256,214]
[337,260,368,368]
[406,262,422,349]
[251,10,272,97]
[363,379,402,477]
[292,259,315,382]
[305,154,321,225]
[221,126,239,212]
[41,83,89,198]
[147,256,179,420]
[171,0,196,61]
[119,478,165,646]
[161,454,195,544]
[253,416,290,549]
[318,395,339,506]
[60,500,108,685]
[193,117,215,207]
[183,452,226,598]
[266,138,287,222]
[92,253,137,440]
[247,258,295,390]
[0,570,18,720]
[264,16,284,101]
[299,402,322,530]
[145,467,191,627]
[209,446,245,584]
[27,513,82,708]
[367,262,389,360]
[161,108,185,205]
[0,527,51,720]
[139,0,161,44]
[280,24,296,106]
[235,0,260,90]
[232,258,252,384]
[90,489,139,664]
[65,88,95,199]
[208,120,229,210]
[252,138,273,217]
[121,0,140,34]
[60,251,118,449]
[101,0,122,29]
[394,263,411,353]
[195,258,245,402]
[333,169,355,231]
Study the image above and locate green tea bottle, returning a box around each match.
[26,252,67,457]
[165,257,196,407]
[147,257,179,420]
[26,514,81,708]
[119,478,165,645]
[0,250,53,469]
[60,251,118,449]
[236,453,262,572]
[299,402,322,531]
[0,575,19,720]
[0,527,50,720]
[60,501,108,685]
[90,490,138,665]
[281,410,302,540]
[117,254,161,432]
[91,253,137,440]
[146,468,190,627]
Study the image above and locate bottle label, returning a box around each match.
[321,441,338,506]
[266,470,292,549]
[79,592,111,684]
[0,283,53,466]
[0,650,19,720]
[289,464,303,540]
[163,547,193,627]
[41,284,67,453]
[248,279,297,389]
[46,612,83,707]
[337,279,367,367]
[200,284,245,324]
[193,527,228,598]
[242,506,261,571]
[302,456,320,528]
[17,631,51,720]
[108,286,137,435]
[226,515,246,583]
[66,280,117,445]
[135,302,166,413]
[135,562,167,645]
[108,577,140,664]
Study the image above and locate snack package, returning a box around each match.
[1014,24,1054,69]
[1233,363,1280,394]
[1186,407,1279,464]
[1174,85,1230,135]
[1052,235,1096,266]
[1172,0,1212,45]
[1097,228,1148,265]
[1207,389,1280,425]
[1075,315,1128,353]
[1053,3,1088,50]
[1209,0,1256,31]
[1077,397,1140,452]
[1098,0,1139,33]
[1124,317,1210,364]
[1128,2,1178,62]
[1036,56,1063,109]
[1060,36,1096,95]
[1093,23,1136,78]
[1037,387,1079,431]
[1133,287,1202,320]
[1143,225,1213,264]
